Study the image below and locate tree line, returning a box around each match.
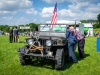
[0,23,39,32]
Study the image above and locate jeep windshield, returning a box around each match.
[39,24,66,32]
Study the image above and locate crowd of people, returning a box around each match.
[9,26,38,43]
[0,30,4,36]
[84,30,100,37]
[94,31,100,37]
[66,26,85,63]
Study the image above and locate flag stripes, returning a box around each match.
[50,3,57,29]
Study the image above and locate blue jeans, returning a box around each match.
[68,38,77,62]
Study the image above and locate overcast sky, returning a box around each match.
[0,0,100,25]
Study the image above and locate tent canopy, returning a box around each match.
[84,27,89,31]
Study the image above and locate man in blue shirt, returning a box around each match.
[66,27,77,63]
[13,26,19,43]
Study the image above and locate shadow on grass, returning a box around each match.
[63,53,90,70]
[76,52,90,61]
[27,57,74,70]
[23,53,90,70]
[30,58,55,70]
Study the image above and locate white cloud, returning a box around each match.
[68,2,89,12]
[0,16,13,20]
[0,0,32,11]
[58,9,98,20]
[0,0,38,24]
[0,16,15,25]
[0,0,33,16]
[41,0,100,21]
[32,18,37,22]
[81,12,98,19]
[26,8,38,15]
[0,11,17,15]
[67,0,98,3]
[42,0,98,3]
[0,0,29,1]
[15,17,30,25]
[42,0,66,3]
[17,17,29,22]
[40,7,54,17]
[59,9,79,17]
[86,3,100,13]
[59,1,100,20]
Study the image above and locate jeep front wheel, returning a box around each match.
[19,53,32,65]
[55,49,64,70]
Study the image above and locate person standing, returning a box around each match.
[93,31,96,37]
[97,31,100,37]
[66,27,77,63]
[70,26,85,58]
[13,26,19,43]
[9,27,13,43]
[30,31,33,38]
[84,31,87,37]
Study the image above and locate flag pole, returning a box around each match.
[50,2,57,29]
[49,2,57,36]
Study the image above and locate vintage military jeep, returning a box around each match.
[18,24,67,70]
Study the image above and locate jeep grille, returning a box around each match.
[39,39,46,46]
[39,38,65,46]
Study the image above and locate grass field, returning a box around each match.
[94,28,100,33]
[0,36,100,75]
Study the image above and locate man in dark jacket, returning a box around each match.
[9,27,13,43]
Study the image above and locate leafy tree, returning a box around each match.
[0,25,9,32]
[93,13,100,29]
[4,27,9,32]
[25,24,29,26]
[80,20,87,23]
[93,22,99,29]
[0,25,4,30]
[36,24,39,31]
[29,23,36,28]
[29,23,37,31]
[97,13,100,24]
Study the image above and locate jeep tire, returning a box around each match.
[19,53,32,65]
[55,48,64,70]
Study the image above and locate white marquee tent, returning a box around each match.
[83,23,93,36]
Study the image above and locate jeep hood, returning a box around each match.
[38,32,66,39]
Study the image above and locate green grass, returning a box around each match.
[93,28,100,32]
[0,36,100,75]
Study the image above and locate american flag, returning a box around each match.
[50,3,57,29]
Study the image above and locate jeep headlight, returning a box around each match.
[27,39,34,45]
[46,40,51,46]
